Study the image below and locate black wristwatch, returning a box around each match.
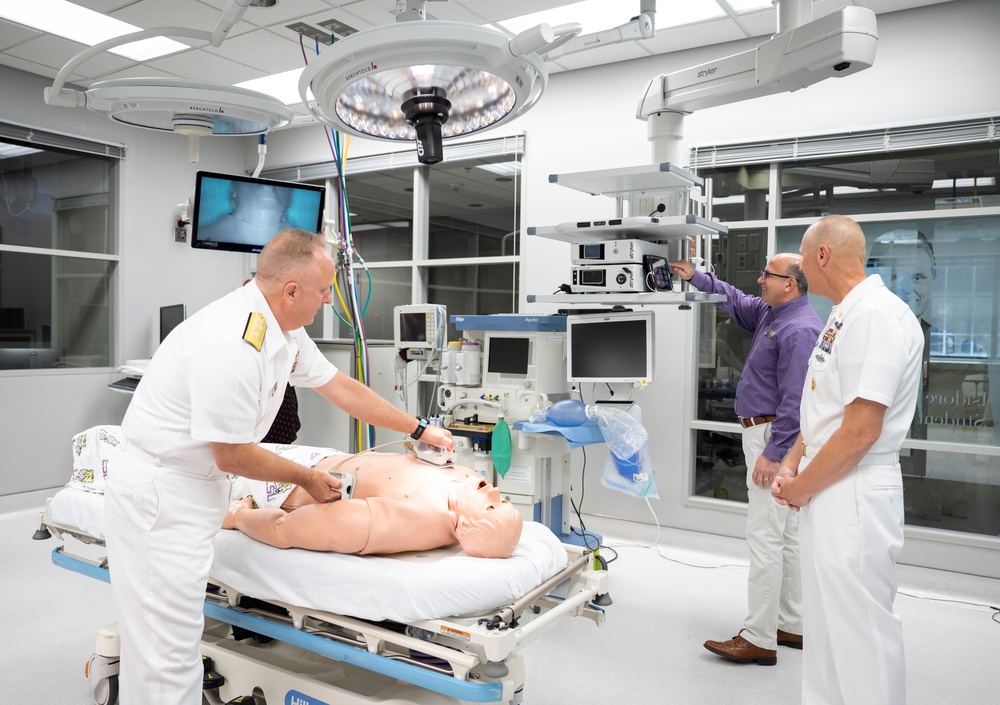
[410,416,429,440]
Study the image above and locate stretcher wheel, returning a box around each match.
[85,654,119,705]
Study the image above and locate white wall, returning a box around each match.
[0,65,250,494]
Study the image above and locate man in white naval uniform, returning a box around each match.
[104,228,453,705]
[772,214,922,705]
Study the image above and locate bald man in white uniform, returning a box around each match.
[773,215,922,705]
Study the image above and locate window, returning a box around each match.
[294,143,522,344]
[0,126,120,370]
[691,119,1000,542]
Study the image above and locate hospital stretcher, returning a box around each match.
[34,435,610,705]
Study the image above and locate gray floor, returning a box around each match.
[2,488,998,705]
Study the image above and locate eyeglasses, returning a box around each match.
[760,269,795,280]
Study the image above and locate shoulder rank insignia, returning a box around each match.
[243,312,267,351]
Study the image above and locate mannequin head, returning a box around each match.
[453,476,523,558]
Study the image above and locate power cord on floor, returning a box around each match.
[603,496,749,570]
[895,590,1000,622]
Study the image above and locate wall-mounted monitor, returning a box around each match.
[566,311,654,386]
[191,171,325,254]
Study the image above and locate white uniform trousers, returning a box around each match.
[741,423,802,650]
[799,458,906,705]
[105,449,230,705]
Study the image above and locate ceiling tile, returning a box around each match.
[0,53,61,81]
[735,8,778,38]
[453,0,572,24]
[73,0,138,11]
[553,42,654,72]
[111,0,238,39]
[0,20,43,51]
[5,35,135,78]
[201,28,304,74]
[642,18,748,56]
[146,48,267,85]
[198,0,336,29]
[88,63,185,83]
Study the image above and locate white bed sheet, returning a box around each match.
[47,486,568,623]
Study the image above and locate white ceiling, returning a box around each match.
[0,0,958,115]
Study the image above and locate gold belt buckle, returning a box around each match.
[801,441,808,457]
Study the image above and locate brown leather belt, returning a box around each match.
[739,415,776,428]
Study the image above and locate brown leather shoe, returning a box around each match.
[704,630,777,665]
[777,629,803,649]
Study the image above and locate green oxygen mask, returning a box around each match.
[492,413,512,478]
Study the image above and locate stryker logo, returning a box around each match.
[188,106,225,114]
[345,62,378,81]
[697,67,718,79]
[286,690,329,705]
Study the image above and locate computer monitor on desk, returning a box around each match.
[160,304,186,343]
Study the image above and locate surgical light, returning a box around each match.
[299,15,578,165]
[42,0,290,162]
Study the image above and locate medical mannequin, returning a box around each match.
[224,452,524,559]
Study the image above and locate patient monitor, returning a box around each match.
[393,303,446,360]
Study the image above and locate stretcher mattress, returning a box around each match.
[53,429,569,623]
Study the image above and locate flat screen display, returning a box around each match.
[398,312,427,344]
[486,337,531,376]
[191,171,325,254]
[567,312,654,384]
[159,304,186,343]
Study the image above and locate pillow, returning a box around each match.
[68,425,124,493]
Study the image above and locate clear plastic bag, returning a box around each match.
[594,407,648,459]
[598,405,659,499]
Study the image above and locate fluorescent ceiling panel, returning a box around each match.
[496,0,729,35]
[477,161,522,176]
[932,177,996,188]
[496,0,636,36]
[0,0,187,61]
[237,68,307,105]
[0,143,42,158]
[724,0,774,12]
[657,0,727,28]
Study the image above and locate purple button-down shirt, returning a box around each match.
[691,270,822,461]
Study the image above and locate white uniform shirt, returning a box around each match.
[800,275,923,455]
[122,280,337,467]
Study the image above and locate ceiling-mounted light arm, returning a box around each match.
[44,0,263,107]
[543,0,655,62]
[212,0,271,46]
[44,26,212,107]
[509,23,582,59]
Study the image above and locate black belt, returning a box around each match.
[739,415,776,428]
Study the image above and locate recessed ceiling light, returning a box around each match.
[0,0,188,61]
[725,1,773,13]
[236,68,307,107]
[0,143,42,158]
[476,161,522,176]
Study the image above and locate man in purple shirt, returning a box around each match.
[671,253,822,666]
